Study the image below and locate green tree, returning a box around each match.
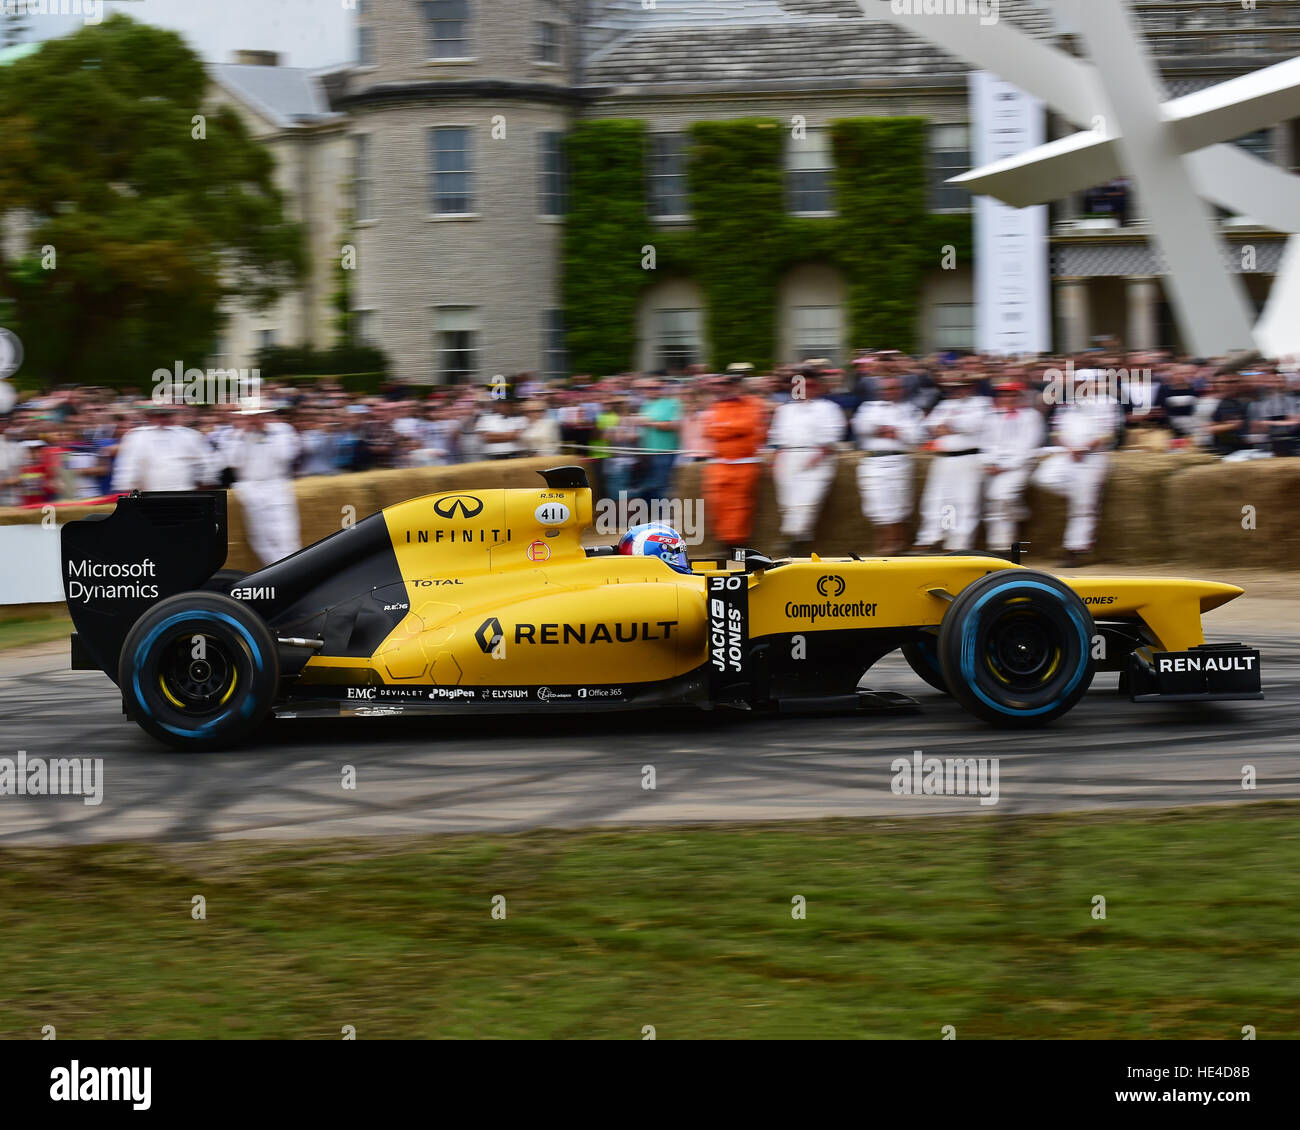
[0,14,305,388]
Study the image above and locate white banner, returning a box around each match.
[0,524,64,604]
[969,70,1050,356]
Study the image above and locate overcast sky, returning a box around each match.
[18,0,353,70]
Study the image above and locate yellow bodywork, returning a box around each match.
[298,484,1241,688]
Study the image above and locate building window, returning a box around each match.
[357,23,375,67]
[258,328,277,351]
[538,131,567,217]
[435,307,479,381]
[353,134,373,221]
[354,310,376,347]
[543,309,566,379]
[930,124,971,212]
[786,129,834,215]
[934,303,974,351]
[209,332,229,371]
[534,20,561,64]
[422,0,472,60]
[430,127,473,214]
[656,308,701,373]
[648,133,689,219]
[792,306,842,366]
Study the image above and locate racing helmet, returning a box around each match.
[617,523,691,574]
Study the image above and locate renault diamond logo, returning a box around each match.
[434,494,484,519]
[816,575,845,598]
[475,616,503,654]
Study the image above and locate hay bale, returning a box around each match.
[290,473,386,554]
[673,448,1233,566]
[1018,450,1217,565]
[1166,457,1300,570]
[223,490,258,573]
[355,457,588,512]
[814,454,872,555]
[0,502,113,528]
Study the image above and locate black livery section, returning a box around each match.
[232,513,407,661]
[62,491,228,684]
[1128,643,1263,701]
[62,493,409,683]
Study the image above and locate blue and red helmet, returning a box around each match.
[617,523,690,574]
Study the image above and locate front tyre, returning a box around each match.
[937,570,1095,728]
[118,592,279,750]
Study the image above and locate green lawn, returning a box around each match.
[0,615,71,651]
[2,805,1298,1039]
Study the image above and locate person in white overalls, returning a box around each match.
[767,369,846,556]
[1031,372,1122,567]
[980,381,1046,553]
[911,372,992,553]
[851,374,923,556]
[221,407,302,566]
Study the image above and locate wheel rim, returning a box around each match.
[158,632,238,713]
[984,607,1063,690]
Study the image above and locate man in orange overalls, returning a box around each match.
[701,364,770,555]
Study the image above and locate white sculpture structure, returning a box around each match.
[870,0,1300,358]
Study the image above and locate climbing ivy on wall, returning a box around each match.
[561,116,973,374]
[685,119,788,373]
[560,119,652,376]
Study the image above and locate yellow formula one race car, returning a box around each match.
[61,466,1262,749]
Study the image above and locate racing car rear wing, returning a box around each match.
[61,491,228,683]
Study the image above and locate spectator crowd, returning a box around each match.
[1,348,1297,567]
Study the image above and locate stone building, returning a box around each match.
[240,1,1300,379]
[206,53,351,369]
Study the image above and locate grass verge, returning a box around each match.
[0,615,71,652]
[2,804,1298,1039]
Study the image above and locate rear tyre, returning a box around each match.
[901,637,948,694]
[937,570,1095,728]
[118,592,279,750]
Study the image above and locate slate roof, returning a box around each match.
[583,0,1059,88]
[209,63,346,129]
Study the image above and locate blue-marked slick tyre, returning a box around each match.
[937,570,1095,728]
[902,637,949,694]
[118,592,279,751]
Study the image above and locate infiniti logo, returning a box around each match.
[433,494,484,519]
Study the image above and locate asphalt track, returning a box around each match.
[2,600,1297,844]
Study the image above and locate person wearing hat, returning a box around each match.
[701,364,769,554]
[475,384,529,461]
[911,371,992,553]
[766,364,847,556]
[110,401,217,494]
[979,381,1045,552]
[218,402,302,566]
[851,373,923,556]
[1030,365,1122,567]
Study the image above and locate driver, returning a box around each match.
[617,523,692,574]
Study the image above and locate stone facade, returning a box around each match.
[205,62,350,370]
[233,1,1300,377]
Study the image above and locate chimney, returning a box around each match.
[232,50,281,67]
